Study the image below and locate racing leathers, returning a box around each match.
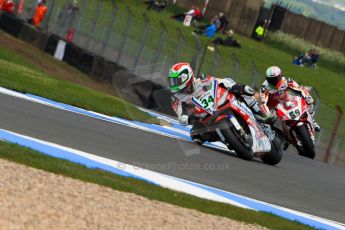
[260,77,320,131]
[171,75,262,143]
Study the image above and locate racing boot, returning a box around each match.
[312,120,321,132]
[191,135,204,145]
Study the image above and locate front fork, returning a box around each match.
[291,122,315,146]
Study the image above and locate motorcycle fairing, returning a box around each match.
[229,98,271,153]
[192,80,217,115]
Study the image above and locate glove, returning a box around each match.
[264,114,277,125]
[179,115,198,126]
[229,84,243,97]
[305,96,314,105]
[179,115,189,126]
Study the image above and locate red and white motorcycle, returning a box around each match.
[273,89,316,159]
[191,79,283,165]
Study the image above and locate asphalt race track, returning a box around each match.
[1,93,345,223]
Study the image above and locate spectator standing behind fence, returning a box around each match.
[66,0,79,25]
[254,24,264,41]
[0,0,15,14]
[27,0,47,27]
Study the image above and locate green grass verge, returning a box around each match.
[0,46,38,70]
[0,57,158,124]
[0,140,314,230]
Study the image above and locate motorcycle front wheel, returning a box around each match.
[295,125,315,159]
[216,119,254,161]
[261,137,283,165]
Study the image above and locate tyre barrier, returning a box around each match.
[18,23,49,51]
[44,34,61,55]
[0,12,24,37]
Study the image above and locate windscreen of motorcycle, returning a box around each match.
[192,80,217,115]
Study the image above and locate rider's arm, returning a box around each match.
[286,78,314,105]
[259,84,272,116]
[219,78,255,96]
[172,96,191,126]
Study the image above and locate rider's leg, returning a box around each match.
[241,95,266,117]
[308,106,321,132]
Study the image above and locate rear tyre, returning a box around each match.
[217,120,253,161]
[261,138,283,165]
[295,125,315,159]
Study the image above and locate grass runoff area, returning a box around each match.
[0,141,314,230]
[0,46,158,124]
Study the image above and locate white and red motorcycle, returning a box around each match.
[273,89,316,159]
[191,79,283,165]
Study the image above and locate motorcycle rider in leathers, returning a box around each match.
[168,62,265,144]
[260,66,321,133]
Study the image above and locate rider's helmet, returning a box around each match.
[265,66,282,86]
[168,62,194,94]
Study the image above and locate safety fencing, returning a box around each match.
[5,0,345,167]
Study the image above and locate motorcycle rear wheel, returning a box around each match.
[295,125,315,159]
[217,120,254,161]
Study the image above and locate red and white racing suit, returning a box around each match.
[171,75,260,141]
[260,77,315,118]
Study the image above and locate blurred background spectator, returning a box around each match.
[254,24,264,41]
[212,30,241,48]
[0,0,15,14]
[218,12,229,33]
[27,0,47,27]
[144,0,167,12]
[171,5,195,21]
[293,49,320,68]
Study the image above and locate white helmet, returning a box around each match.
[265,66,282,86]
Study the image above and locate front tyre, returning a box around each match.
[217,120,254,161]
[295,125,315,159]
[261,138,283,165]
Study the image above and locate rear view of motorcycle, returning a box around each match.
[191,79,283,165]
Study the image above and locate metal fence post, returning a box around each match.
[151,20,167,65]
[190,33,203,75]
[56,0,72,36]
[211,45,220,76]
[251,61,259,87]
[85,0,103,49]
[116,6,133,64]
[100,1,119,56]
[231,53,240,80]
[324,106,343,163]
[310,87,321,113]
[28,0,36,18]
[173,28,185,63]
[13,0,20,16]
[42,0,56,31]
[71,0,89,38]
[132,13,151,69]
